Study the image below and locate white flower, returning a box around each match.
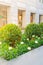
[21,42,24,44]
[27,47,31,50]
[35,40,38,44]
[38,37,40,39]
[9,47,13,50]
[0,42,2,45]
[36,36,38,38]
[32,35,35,37]
[27,38,29,41]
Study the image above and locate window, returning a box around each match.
[0,5,8,27]
[30,13,35,23]
[18,10,26,29]
[39,15,43,23]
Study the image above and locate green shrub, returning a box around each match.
[4,48,18,60]
[39,23,43,34]
[28,39,41,49]
[41,34,43,40]
[21,33,29,44]
[0,24,21,47]
[25,24,41,39]
[17,43,29,55]
[0,38,43,60]
[0,42,18,60]
[0,23,43,61]
[38,39,43,45]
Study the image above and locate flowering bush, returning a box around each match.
[0,24,21,47]
[0,23,43,60]
[21,33,29,44]
[25,24,41,39]
[0,42,18,60]
[17,44,28,55]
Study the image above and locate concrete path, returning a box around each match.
[0,46,43,65]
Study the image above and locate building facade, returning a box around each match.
[0,0,43,28]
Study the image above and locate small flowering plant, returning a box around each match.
[31,35,36,40]
[9,47,13,50]
[27,38,29,41]
[27,47,31,50]
[35,40,38,44]
[20,42,24,44]
[32,35,35,38]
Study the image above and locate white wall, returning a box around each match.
[0,0,43,27]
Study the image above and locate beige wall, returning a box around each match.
[0,0,43,28]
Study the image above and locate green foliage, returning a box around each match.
[41,34,43,39]
[28,40,41,49]
[0,23,43,61]
[38,39,43,45]
[0,36,43,60]
[39,23,43,34]
[17,43,29,55]
[21,33,29,44]
[0,42,18,60]
[0,42,29,60]
[4,48,18,60]
[0,24,21,47]
[25,24,41,39]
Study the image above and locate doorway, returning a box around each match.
[30,13,35,23]
[39,15,43,23]
[18,10,25,29]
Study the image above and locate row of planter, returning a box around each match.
[0,23,43,60]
